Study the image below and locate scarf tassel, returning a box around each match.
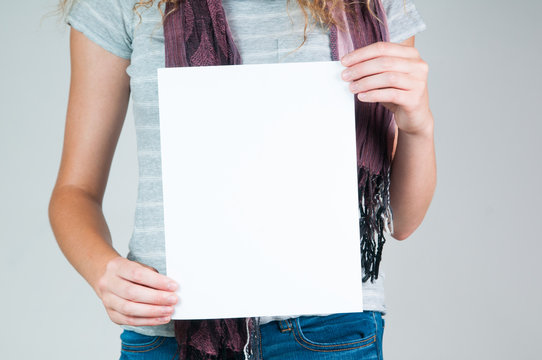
[175,344,245,360]
[358,165,394,283]
[174,317,259,360]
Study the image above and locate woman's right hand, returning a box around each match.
[50,28,177,328]
[95,256,179,326]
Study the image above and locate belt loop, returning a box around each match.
[277,319,292,332]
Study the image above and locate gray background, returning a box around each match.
[1,0,541,358]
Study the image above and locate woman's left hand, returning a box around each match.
[340,41,432,135]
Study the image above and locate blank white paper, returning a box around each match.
[157,61,363,320]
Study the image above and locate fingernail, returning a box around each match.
[167,282,178,291]
[168,295,178,304]
[160,317,170,322]
[342,70,351,80]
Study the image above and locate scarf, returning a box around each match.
[162,0,394,359]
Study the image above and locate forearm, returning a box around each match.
[48,186,121,293]
[389,112,437,240]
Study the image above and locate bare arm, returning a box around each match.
[387,36,436,240]
[341,36,437,241]
[48,28,177,326]
[49,26,130,291]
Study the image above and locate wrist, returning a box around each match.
[89,251,122,298]
[398,109,434,138]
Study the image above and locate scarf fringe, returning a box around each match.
[174,317,254,360]
[177,344,246,360]
[359,165,394,283]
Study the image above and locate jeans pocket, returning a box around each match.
[120,330,168,354]
[291,312,378,353]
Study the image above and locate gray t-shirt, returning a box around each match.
[66,0,426,337]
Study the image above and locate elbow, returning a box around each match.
[48,186,66,225]
[390,221,420,241]
[389,197,435,242]
[390,229,413,241]
[48,188,59,226]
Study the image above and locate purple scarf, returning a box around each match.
[163,0,394,359]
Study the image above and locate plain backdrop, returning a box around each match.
[1,0,541,359]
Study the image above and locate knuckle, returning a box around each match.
[110,311,127,326]
[419,60,429,74]
[125,285,138,300]
[120,301,133,315]
[108,312,121,325]
[131,268,144,283]
[376,41,387,53]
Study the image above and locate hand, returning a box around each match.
[95,256,179,326]
[340,41,432,136]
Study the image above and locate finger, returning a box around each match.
[136,261,160,273]
[357,88,409,106]
[108,309,172,327]
[349,72,417,93]
[115,259,178,292]
[342,56,422,82]
[104,292,175,318]
[340,41,420,66]
[110,276,179,306]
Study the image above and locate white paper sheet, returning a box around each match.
[157,61,363,320]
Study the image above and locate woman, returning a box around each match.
[49,0,435,359]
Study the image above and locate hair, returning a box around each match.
[56,0,383,55]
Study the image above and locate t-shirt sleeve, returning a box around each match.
[65,0,134,59]
[382,0,427,43]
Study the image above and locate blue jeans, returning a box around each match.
[119,311,385,360]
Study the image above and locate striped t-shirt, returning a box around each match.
[66,0,426,337]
